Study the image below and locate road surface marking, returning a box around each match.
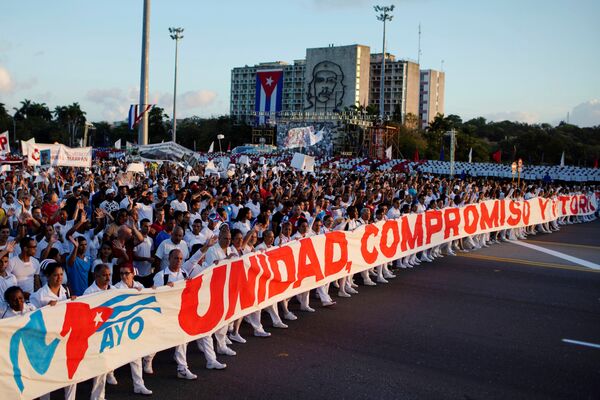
[513,241,600,270]
[457,253,598,273]
[525,240,600,250]
[562,339,600,349]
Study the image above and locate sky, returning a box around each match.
[0,0,599,126]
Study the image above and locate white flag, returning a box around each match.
[468,147,473,163]
[309,128,325,146]
[21,137,35,156]
[114,139,122,149]
[208,141,214,153]
[126,141,133,149]
[385,146,392,160]
[0,131,10,155]
[217,134,225,140]
[560,151,565,167]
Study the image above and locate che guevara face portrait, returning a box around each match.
[305,61,345,111]
[314,70,338,102]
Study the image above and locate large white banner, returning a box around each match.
[0,195,597,399]
[23,143,91,168]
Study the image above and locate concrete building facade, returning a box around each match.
[368,53,420,122]
[419,69,445,128]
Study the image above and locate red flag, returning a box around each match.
[413,148,420,162]
[227,142,231,152]
[492,150,502,163]
[594,158,598,169]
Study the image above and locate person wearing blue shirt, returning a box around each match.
[66,236,92,296]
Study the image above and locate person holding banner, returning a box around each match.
[148,249,198,380]
[113,265,154,395]
[84,264,117,399]
[29,262,77,400]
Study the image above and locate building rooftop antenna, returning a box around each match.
[417,23,422,66]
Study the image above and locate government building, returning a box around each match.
[229,44,445,129]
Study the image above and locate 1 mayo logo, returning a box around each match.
[10,294,161,392]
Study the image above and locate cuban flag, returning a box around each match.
[128,104,153,130]
[255,69,283,125]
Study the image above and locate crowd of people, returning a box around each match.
[0,157,597,399]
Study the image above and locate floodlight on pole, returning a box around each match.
[374,5,394,121]
[169,27,184,143]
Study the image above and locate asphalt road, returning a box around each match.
[70,221,600,400]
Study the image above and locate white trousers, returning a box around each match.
[40,385,77,400]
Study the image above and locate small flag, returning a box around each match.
[227,142,231,152]
[560,151,565,167]
[217,134,225,140]
[208,141,214,153]
[413,148,420,162]
[114,139,122,149]
[385,146,392,160]
[468,147,472,163]
[126,141,133,149]
[492,150,502,163]
[594,157,598,169]
[128,104,153,130]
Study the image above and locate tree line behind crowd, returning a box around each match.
[0,100,598,166]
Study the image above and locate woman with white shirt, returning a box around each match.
[28,263,77,400]
[232,207,253,236]
[1,286,36,319]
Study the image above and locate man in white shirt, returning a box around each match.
[245,191,261,220]
[147,249,197,380]
[133,219,154,278]
[83,264,116,399]
[8,237,41,298]
[154,227,189,271]
[184,219,206,250]
[135,191,154,223]
[113,265,153,395]
[170,189,188,212]
[202,228,237,356]
[0,243,17,301]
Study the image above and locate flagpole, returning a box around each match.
[138,0,151,145]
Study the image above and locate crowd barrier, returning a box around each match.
[0,194,597,399]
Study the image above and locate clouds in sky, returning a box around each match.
[85,87,218,122]
[483,111,540,124]
[570,99,600,127]
[0,65,14,93]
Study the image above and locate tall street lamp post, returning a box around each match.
[169,27,184,143]
[374,5,394,121]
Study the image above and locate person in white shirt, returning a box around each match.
[36,225,64,260]
[133,219,154,279]
[1,286,36,319]
[201,228,237,356]
[146,249,198,380]
[232,207,253,236]
[245,192,261,220]
[113,265,153,395]
[29,262,78,400]
[255,230,288,329]
[0,245,17,301]
[135,191,154,224]
[83,264,117,399]
[154,227,189,271]
[170,190,188,212]
[184,219,206,250]
[7,237,41,299]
